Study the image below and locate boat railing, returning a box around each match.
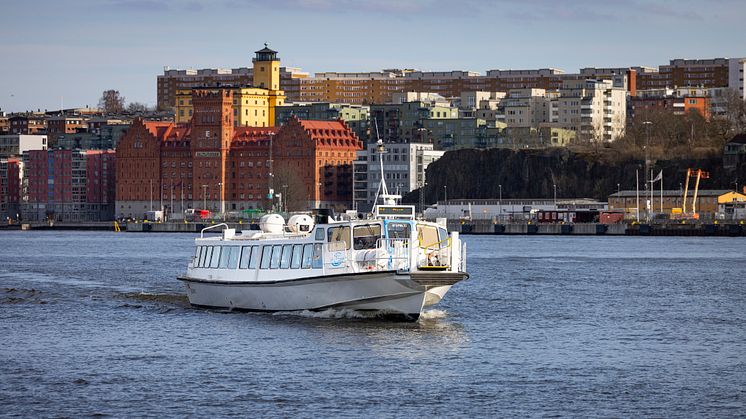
[200,223,229,238]
[374,238,411,272]
[418,237,452,270]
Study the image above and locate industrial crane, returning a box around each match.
[679,168,710,220]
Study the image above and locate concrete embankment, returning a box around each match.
[450,219,746,236]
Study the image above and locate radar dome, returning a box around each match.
[287,214,315,234]
[259,214,285,234]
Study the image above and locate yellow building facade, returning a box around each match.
[172,45,285,127]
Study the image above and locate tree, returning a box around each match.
[98,90,125,114]
[273,164,308,212]
[724,89,746,134]
[126,102,150,113]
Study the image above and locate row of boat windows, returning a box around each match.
[193,243,324,270]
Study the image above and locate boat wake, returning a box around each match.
[273,308,380,320]
[420,309,448,320]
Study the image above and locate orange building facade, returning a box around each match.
[116,88,362,219]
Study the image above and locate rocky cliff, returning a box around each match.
[404,148,746,203]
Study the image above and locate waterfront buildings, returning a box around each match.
[0,158,21,222]
[8,114,46,135]
[21,149,116,222]
[608,190,746,220]
[116,87,362,219]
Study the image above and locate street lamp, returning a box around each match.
[282,184,288,212]
[617,183,620,195]
[553,183,557,206]
[201,184,208,211]
[217,182,224,220]
[444,185,448,203]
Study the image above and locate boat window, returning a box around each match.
[239,246,252,269]
[228,246,240,269]
[327,226,351,250]
[438,227,448,248]
[260,246,272,269]
[219,246,230,268]
[248,246,258,269]
[417,225,440,250]
[291,244,302,269]
[353,224,381,250]
[312,243,323,269]
[386,222,411,239]
[314,227,325,241]
[280,244,292,269]
[201,246,211,268]
[301,244,313,269]
[210,246,221,268]
[270,245,282,269]
[194,246,202,265]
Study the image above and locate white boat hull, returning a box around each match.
[177,271,466,320]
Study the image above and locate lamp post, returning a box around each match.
[643,120,653,222]
[444,185,448,203]
[267,133,274,212]
[499,184,503,222]
[217,182,224,220]
[282,184,288,212]
[201,184,207,212]
[553,183,557,206]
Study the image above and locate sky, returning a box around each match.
[1,0,745,112]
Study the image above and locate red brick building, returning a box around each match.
[0,158,21,222]
[21,149,116,221]
[116,88,362,219]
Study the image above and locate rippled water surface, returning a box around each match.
[1,231,745,417]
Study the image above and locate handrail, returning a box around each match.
[200,223,229,238]
[420,237,451,250]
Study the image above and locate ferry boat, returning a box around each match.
[177,141,469,320]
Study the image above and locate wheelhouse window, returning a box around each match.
[386,222,411,239]
[314,227,325,241]
[210,246,221,268]
[417,225,441,250]
[353,224,381,250]
[312,243,323,269]
[200,246,211,267]
[327,226,351,250]
[194,246,202,265]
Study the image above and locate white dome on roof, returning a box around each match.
[259,214,285,234]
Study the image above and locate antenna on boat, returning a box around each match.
[371,118,401,213]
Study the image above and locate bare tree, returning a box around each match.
[126,102,150,113]
[273,164,308,212]
[724,89,746,134]
[98,90,125,114]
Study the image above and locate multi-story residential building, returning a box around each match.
[630,88,711,120]
[158,54,746,109]
[8,114,46,135]
[116,88,363,218]
[503,88,552,128]
[558,79,626,142]
[173,46,286,126]
[0,134,48,158]
[369,101,458,143]
[55,124,130,150]
[422,118,489,150]
[504,125,576,148]
[0,158,22,222]
[353,142,444,212]
[275,102,369,140]
[21,149,116,222]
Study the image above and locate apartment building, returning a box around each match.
[353,142,444,212]
[558,79,626,142]
[0,158,21,222]
[369,101,458,143]
[0,134,48,158]
[21,149,116,222]
[503,88,552,128]
[8,114,46,135]
[274,102,369,140]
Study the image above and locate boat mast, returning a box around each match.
[372,119,400,213]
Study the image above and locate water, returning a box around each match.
[1,231,745,417]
